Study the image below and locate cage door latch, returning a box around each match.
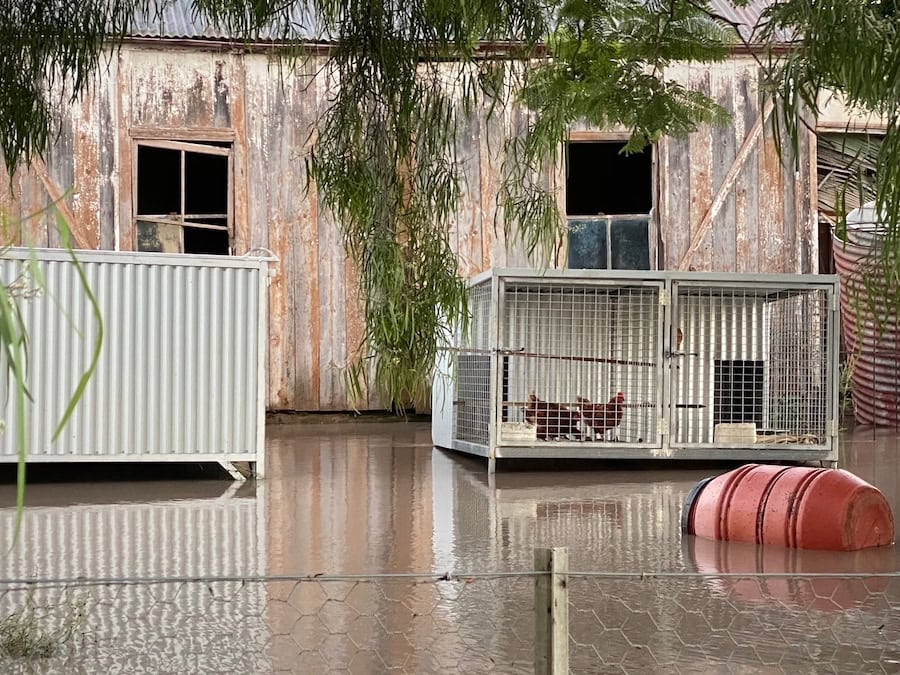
[658,289,670,305]
[659,418,669,435]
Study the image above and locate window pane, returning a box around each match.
[567,218,608,269]
[137,146,181,215]
[610,218,651,270]
[565,142,652,216]
[185,151,229,215]
[184,226,229,255]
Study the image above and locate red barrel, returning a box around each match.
[682,464,895,551]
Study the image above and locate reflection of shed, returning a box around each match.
[0,482,268,671]
[0,1,821,412]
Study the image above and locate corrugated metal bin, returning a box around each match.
[0,248,272,478]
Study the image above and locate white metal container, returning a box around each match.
[0,248,271,477]
[432,268,840,471]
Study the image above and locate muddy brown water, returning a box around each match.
[0,422,898,673]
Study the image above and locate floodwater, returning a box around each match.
[0,422,898,673]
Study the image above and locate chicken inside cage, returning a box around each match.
[494,282,662,445]
[439,271,838,464]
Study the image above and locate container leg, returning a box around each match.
[488,455,496,475]
[218,460,249,481]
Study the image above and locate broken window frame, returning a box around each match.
[563,135,657,271]
[133,138,234,255]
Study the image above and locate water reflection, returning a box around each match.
[0,480,266,578]
[0,421,895,673]
[0,480,269,673]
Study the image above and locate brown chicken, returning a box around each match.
[576,392,625,440]
[524,393,583,441]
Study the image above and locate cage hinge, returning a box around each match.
[829,292,837,311]
[659,418,669,435]
[659,289,670,306]
[828,419,840,437]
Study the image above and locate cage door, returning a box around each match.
[669,281,834,450]
[495,278,666,448]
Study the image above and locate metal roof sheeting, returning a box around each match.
[128,0,786,45]
[129,1,328,41]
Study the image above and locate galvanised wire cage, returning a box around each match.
[432,269,840,471]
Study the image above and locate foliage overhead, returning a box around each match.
[754,0,900,314]
[1,0,899,407]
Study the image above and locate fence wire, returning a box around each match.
[0,571,898,674]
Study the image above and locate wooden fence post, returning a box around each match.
[534,547,569,675]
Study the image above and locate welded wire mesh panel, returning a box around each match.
[765,289,830,441]
[498,282,661,445]
[672,284,831,447]
[453,280,493,447]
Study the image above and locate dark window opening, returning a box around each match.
[566,141,652,216]
[135,141,231,256]
[566,141,652,270]
[184,227,229,255]
[137,147,181,215]
[714,360,764,426]
[185,152,228,215]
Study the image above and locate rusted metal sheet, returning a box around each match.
[712,67,738,271]
[455,108,483,277]
[759,113,786,270]
[734,66,760,273]
[0,49,818,412]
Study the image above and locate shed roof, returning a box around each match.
[129,2,327,42]
[130,1,785,45]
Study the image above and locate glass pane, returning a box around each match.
[184,226,229,255]
[567,219,608,269]
[610,218,651,270]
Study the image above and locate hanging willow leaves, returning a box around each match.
[756,0,900,318]
[0,205,103,546]
[4,0,900,410]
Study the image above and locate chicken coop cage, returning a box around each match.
[432,269,840,471]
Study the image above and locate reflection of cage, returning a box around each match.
[432,269,840,471]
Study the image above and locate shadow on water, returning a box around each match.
[0,461,235,485]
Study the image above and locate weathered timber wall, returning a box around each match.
[658,58,817,274]
[0,48,816,411]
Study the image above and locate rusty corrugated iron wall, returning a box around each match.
[0,48,817,412]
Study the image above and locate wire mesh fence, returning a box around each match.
[1,564,898,674]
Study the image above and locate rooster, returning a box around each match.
[576,392,625,441]
[524,393,584,441]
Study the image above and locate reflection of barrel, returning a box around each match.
[682,464,895,551]
[683,535,896,611]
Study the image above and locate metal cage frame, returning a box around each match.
[432,269,840,471]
